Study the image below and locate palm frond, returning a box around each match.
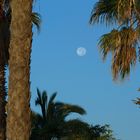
[42,90,47,106]
[90,0,140,26]
[117,0,132,21]
[133,98,140,105]
[48,92,57,105]
[99,29,120,60]
[32,12,41,32]
[35,88,42,106]
[53,102,86,121]
[98,26,139,80]
[46,93,57,120]
[90,0,118,25]
[59,103,86,116]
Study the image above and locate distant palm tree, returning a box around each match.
[31,89,116,140]
[90,0,140,80]
[30,89,86,140]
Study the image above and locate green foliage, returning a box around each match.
[89,125,116,140]
[65,123,116,140]
[30,89,86,140]
[30,89,117,140]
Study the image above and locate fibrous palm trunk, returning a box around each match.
[6,0,33,140]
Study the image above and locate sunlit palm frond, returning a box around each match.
[99,29,120,60]
[90,0,118,25]
[99,26,139,80]
[32,12,41,32]
[90,0,140,26]
[116,0,133,21]
[112,27,138,79]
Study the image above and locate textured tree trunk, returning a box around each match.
[6,0,33,140]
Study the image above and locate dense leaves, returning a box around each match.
[30,89,116,140]
[30,89,86,140]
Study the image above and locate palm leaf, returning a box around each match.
[90,0,139,26]
[52,102,86,122]
[35,88,42,106]
[48,92,57,105]
[46,92,57,120]
[98,26,139,80]
[32,12,41,32]
[90,0,118,25]
[133,98,140,105]
[58,103,86,116]
[42,90,48,106]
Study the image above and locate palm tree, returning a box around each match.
[31,89,117,140]
[6,0,33,139]
[30,89,86,140]
[90,0,140,80]
[0,0,40,139]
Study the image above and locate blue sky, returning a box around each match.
[31,0,140,139]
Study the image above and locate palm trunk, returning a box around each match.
[0,62,6,140]
[6,0,33,140]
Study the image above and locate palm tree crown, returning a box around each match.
[30,89,86,140]
[90,0,140,80]
[31,89,117,140]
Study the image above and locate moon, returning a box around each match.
[76,47,87,56]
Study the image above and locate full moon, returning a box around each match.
[76,47,87,56]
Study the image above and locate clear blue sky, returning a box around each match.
[31,0,140,139]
